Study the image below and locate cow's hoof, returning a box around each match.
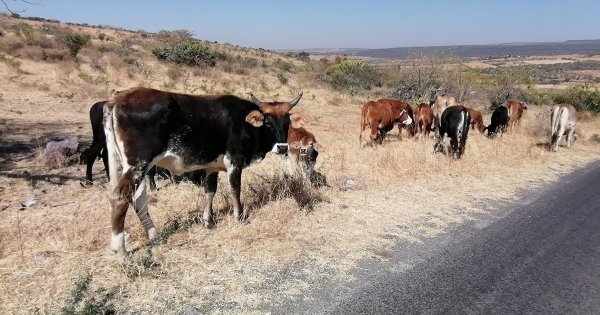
[239,217,250,225]
[203,219,215,229]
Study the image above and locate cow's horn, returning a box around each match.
[289,92,303,107]
[250,93,262,106]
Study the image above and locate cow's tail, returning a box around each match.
[103,102,121,189]
[550,106,561,144]
[359,103,367,146]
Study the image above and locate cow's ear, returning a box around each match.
[245,110,264,127]
[290,113,308,128]
[289,141,301,150]
[312,142,322,151]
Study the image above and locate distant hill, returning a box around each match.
[302,40,600,59]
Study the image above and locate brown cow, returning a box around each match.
[377,99,415,139]
[414,103,434,138]
[287,126,320,172]
[359,100,413,145]
[430,94,456,135]
[504,100,527,129]
[467,108,485,133]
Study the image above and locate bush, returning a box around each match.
[152,41,216,67]
[323,59,381,95]
[277,73,288,85]
[65,33,89,57]
[553,84,600,113]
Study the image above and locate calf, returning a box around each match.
[550,104,577,152]
[414,103,434,138]
[485,106,509,138]
[79,100,160,190]
[359,100,413,145]
[287,126,320,173]
[104,87,305,254]
[467,108,485,133]
[433,106,471,159]
[505,100,527,129]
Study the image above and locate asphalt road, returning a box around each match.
[294,161,600,314]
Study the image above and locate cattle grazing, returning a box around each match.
[485,106,509,138]
[79,100,161,190]
[287,126,320,174]
[376,99,415,139]
[104,87,304,255]
[504,100,527,129]
[414,103,434,138]
[430,94,456,135]
[550,104,577,152]
[359,100,413,146]
[433,106,471,159]
[467,108,485,133]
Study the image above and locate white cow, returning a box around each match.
[550,104,577,152]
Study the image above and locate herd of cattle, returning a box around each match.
[78,87,579,254]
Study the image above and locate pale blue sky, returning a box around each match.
[4,0,600,50]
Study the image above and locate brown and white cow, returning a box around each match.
[430,94,456,135]
[414,103,434,138]
[287,126,320,173]
[376,99,415,139]
[467,108,485,133]
[104,87,305,254]
[504,100,527,129]
[550,103,577,152]
[359,100,413,146]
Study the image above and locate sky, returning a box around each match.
[3,0,600,50]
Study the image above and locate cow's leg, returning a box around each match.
[369,123,379,145]
[553,125,566,152]
[132,176,158,242]
[101,146,109,180]
[109,169,134,255]
[147,166,158,191]
[83,143,103,182]
[227,165,245,222]
[202,171,218,228]
[566,127,576,148]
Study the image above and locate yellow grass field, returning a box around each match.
[1,16,599,314]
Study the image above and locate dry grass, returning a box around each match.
[1,15,600,315]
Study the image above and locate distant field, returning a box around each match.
[310,40,600,60]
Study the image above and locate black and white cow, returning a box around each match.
[433,105,471,159]
[103,87,305,254]
[485,106,509,138]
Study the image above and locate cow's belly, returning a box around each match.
[155,151,226,175]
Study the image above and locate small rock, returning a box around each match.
[43,136,80,168]
[339,204,349,209]
[181,306,202,315]
[22,198,39,209]
[32,251,57,264]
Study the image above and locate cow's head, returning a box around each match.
[395,109,413,126]
[290,140,321,164]
[519,101,528,110]
[246,92,305,154]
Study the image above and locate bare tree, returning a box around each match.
[1,0,39,14]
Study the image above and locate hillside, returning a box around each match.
[1,14,600,314]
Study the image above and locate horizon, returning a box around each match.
[2,0,600,50]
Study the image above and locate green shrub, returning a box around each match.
[65,33,89,57]
[152,41,216,67]
[553,84,600,112]
[323,59,381,95]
